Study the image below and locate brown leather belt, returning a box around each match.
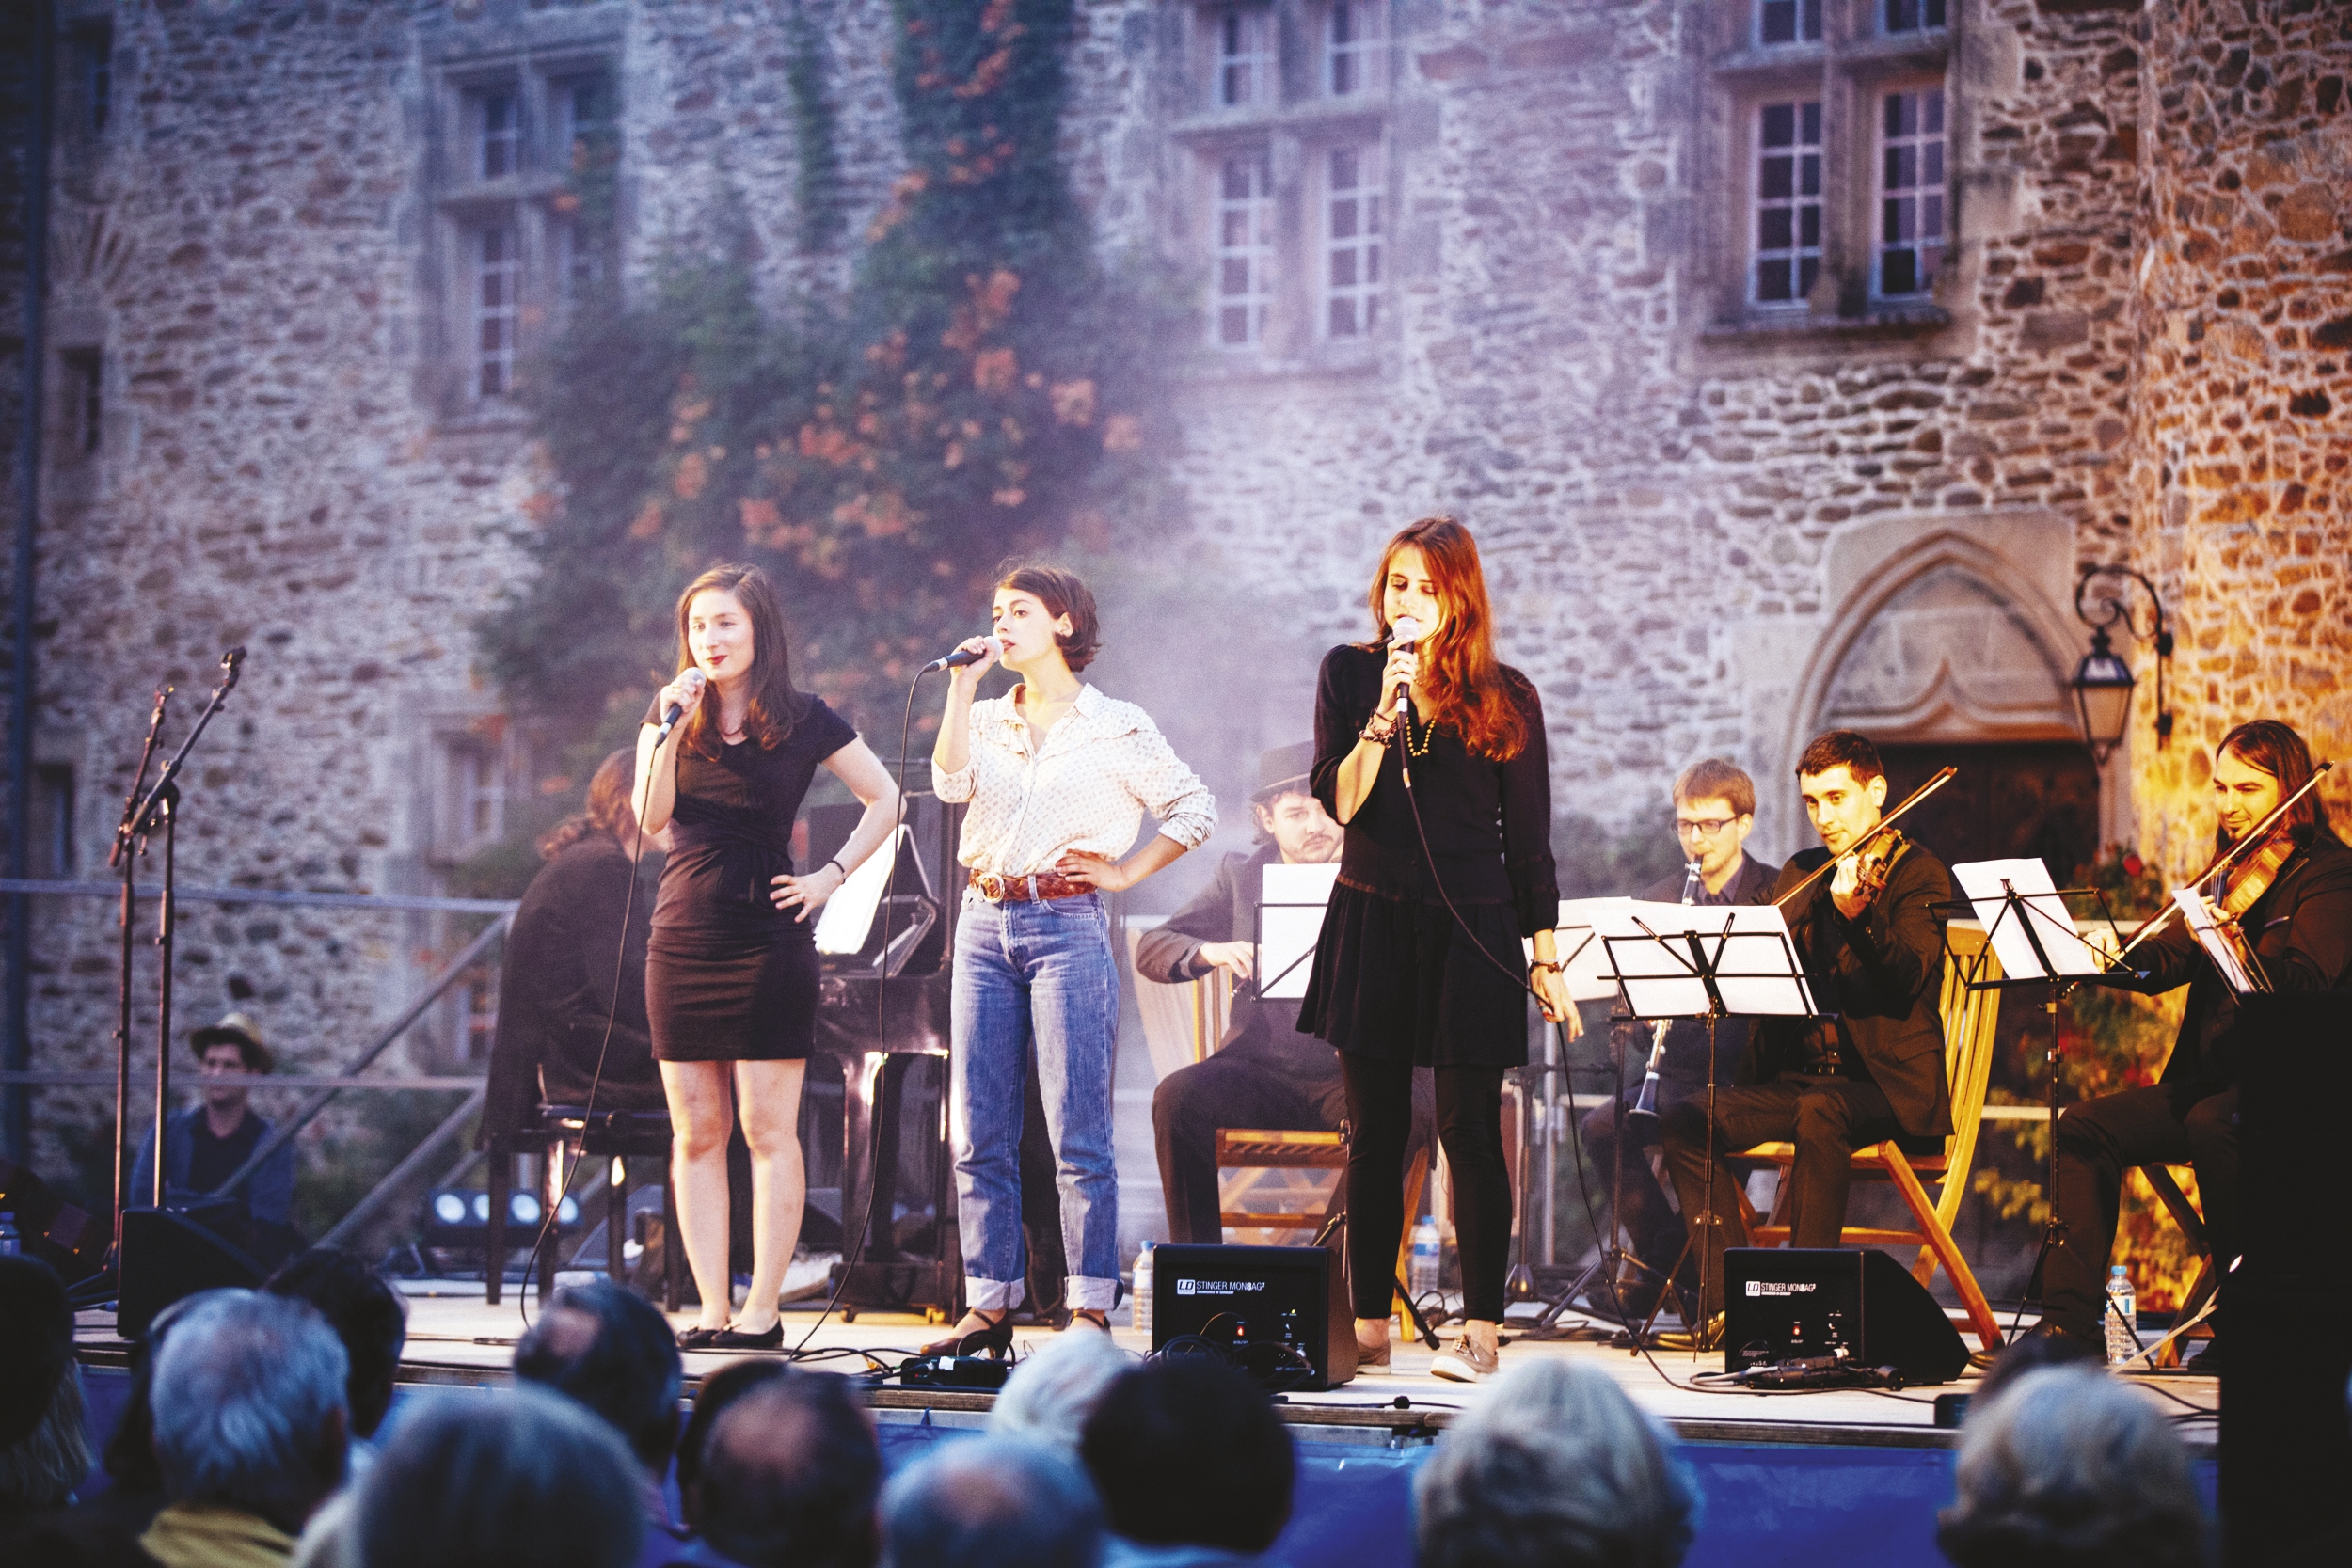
[970,870,1091,903]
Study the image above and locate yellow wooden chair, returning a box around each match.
[2137,1162,2217,1367]
[1733,920,2008,1351]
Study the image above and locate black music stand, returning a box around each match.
[1942,863,2133,1339]
[1596,905,1818,1354]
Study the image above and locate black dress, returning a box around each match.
[644,694,858,1062]
[1296,644,1560,1068]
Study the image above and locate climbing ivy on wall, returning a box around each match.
[482,0,1178,768]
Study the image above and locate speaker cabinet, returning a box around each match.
[1151,1243,1356,1391]
[117,1206,263,1339]
[1724,1246,1971,1386]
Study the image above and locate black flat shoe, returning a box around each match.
[676,1324,730,1350]
[919,1309,1013,1358]
[704,1322,785,1352]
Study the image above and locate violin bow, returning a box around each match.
[1773,766,1959,909]
[2112,760,2335,962]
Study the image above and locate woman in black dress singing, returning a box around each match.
[1300,516,1576,1383]
[635,563,902,1349]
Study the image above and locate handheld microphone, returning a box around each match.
[1388,616,1422,708]
[655,668,707,742]
[921,636,1003,674]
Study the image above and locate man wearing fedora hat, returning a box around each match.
[130,1012,300,1266]
[1141,743,1431,1244]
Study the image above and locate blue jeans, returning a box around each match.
[950,890,1122,1312]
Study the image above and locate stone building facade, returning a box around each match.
[2,1,2347,1220]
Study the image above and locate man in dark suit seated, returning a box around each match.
[1581,758,1778,1317]
[1660,729,1953,1331]
[130,1011,301,1267]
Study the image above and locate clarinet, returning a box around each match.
[1625,860,1704,1126]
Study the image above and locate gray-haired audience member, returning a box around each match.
[880,1435,1103,1568]
[691,1372,884,1568]
[1079,1356,1294,1565]
[986,1325,1129,1453]
[141,1290,351,1568]
[1938,1365,2209,1568]
[356,1386,644,1568]
[1414,1360,1692,1568]
[0,1255,89,1528]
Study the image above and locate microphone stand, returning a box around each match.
[104,648,246,1267]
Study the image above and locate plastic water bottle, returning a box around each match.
[0,1211,18,1258]
[1132,1241,1153,1341]
[1409,1218,1441,1300]
[2105,1264,2137,1367]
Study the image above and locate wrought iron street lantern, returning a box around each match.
[2072,564,2172,766]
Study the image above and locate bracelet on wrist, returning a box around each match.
[822,858,848,883]
[1360,714,1397,744]
[1528,959,1562,975]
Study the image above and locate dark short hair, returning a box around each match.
[1080,1357,1295,1554]
[881,1435,1103,1568]
[358,1386,644,1568]
[263,1248,409,1439]
[513,1281,682,1475]
[1795,729,1883,785]
[1673,758,1755,818]
[675,1358,790,1527]
[699,1373,883,1568]
[994,562,1102,672]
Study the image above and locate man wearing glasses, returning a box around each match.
[1581,759,1777,1322]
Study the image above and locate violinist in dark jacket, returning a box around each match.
[1661,730,1953,1328]
[483,750,670,1148]
[2042,720,2352,1363]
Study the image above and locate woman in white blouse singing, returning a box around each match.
[926,562,1216,1353]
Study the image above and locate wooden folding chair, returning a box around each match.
[1215,1128,1429,1319]
[1733,920,2008,1351]
[2137,1162,2217,1367]
[1125,927,1232,1081]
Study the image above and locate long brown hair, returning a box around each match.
[1364,516,1527,760]
[674,562,804,756]
[2217,719,2338,848]
[538,750,638,859]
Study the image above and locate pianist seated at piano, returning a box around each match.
[1139,743,1434,1247]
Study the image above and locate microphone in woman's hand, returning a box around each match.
[922,636,1004,673]
[1389,617,1422,705]
[657,668,707,740]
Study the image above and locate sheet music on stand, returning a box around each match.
[2171,886,2266,996]
[1950,859,2109,985]
[1594,902,1817,1020]
[1255,863,1342,1001]
[1552,897,1634,1004]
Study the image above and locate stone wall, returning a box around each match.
[2128,0,2352,879]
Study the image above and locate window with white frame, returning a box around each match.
[471,86,522,179]
[1212,7,1273,109]
[552,217,603,309]
[1325,1,1383,97]
[473,226,522,398]
[1324,145,1383,339]
[552,72,614,171]
[1881,0,1947,36]
[439,736,506,860]
[1753,101,1821,308]
[1876,87,1945,299]
[1756,0,1821,47]
[1214,151,1275,348]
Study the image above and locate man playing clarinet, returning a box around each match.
[1659,730,1953,1338]
[2041,720,2352,1366]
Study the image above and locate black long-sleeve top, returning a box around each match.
[482,836,668,1145]
[2123,832,2352,1093]
[1308,644,1560,937]
[1134,842,1330,1070]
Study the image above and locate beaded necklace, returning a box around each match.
[1401,704,1438,758]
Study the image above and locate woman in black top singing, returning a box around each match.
[1300,516,1575,1384]
[636,563,902,1349]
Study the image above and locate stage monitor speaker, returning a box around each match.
[1724,1246,1970,1386]
[0,1154,108,1284]
[118,1206,264,1339]
[1151,1243,1355,1391]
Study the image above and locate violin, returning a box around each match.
[1847,827,1914,907]
[1774,766,1957,911]
[2112,761,2335,964]
[2209,825,2296,923]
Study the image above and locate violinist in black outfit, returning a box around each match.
[1660,729,1953,1331]
[2042,720,2352,1363]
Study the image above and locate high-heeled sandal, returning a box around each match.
[1069,1308,1110,1333]
[919,1307,1014,1358]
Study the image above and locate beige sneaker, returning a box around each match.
[1429,1331,1498,1383]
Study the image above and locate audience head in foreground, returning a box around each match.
[986,1325,1130,1454]
[881,1435,1103,1568]
[1938,1364,2210,1568]
[513,1278,684,1478]
[0,1254,87,1526]
[144,1289,350,1560]
[1080,1354,1295,1560]
[1414,1360,1692,1568]
[357,1385,644,1568]
[263,1247,410,1442]
[695,1371,884,1568]
[675,1359,790,1533]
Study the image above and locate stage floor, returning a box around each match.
[73,1283,2217,1452]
